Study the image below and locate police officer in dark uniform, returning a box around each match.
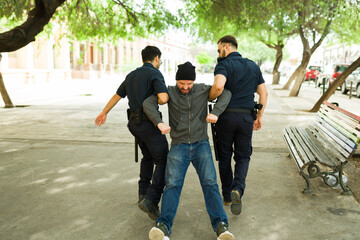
[95,46,169,221]
[209,35,268,216]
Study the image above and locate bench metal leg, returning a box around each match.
[339,163,351,195]
[303,163,352,195]
[301,173,312,194]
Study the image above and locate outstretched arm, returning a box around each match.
[95,94,121,126]
[253,83,268,130]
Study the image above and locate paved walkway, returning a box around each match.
[1,75,360,240]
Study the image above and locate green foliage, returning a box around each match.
[0,0,30,31]
[196,51,215,72]
[0,0,180,43]
[196,52,213,65]
[56,0,179,42]
[182,0,298,46]
[0,0,32,21]
[327,0,360,44]
[237,38,276,63]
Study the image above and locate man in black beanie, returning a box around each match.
[143,62,235,240]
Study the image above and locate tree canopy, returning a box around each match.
[182,0,360,98]
[182,0,299,83]
[0,0,179,52]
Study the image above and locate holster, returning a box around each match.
[252,102,263,120]
[251,109,257,120]
[127,109,157,126]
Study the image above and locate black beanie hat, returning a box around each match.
[176,61,196,81]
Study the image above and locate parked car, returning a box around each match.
[332,64,349,84]
[316,63,349,88]
[340,67,360,98]
[304,65,322,81]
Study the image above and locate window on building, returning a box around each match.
[90,44,94,64]
[123,45,127,63]
[69,42,74,69]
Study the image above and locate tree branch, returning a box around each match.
[0,0,66,52]
[112,0,139,24]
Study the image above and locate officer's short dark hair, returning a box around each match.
[142,46,162,62]
[217,35,238,49]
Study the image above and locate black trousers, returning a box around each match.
[128,118,168,205]
[215,112,253,202]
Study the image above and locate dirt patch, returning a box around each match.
[349,156,360,168]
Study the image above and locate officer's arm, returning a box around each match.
[95,94,121,126]
[209,74,226,100]
[157,92,169,105]
[256,83,268,119]
[253,83,268,130]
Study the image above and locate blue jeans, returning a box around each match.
[157,139,228,235]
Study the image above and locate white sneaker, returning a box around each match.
[149,227,164,240]
[149,222,170,240]
[217,230,234,240]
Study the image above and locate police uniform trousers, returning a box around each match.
[128,117,168,205]
[215,111,254,202]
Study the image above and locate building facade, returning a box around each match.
[0,30,195,85]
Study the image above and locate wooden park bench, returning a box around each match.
[283,101,360,195]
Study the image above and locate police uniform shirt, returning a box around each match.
[116,63,168,112]
[214,52,265,109]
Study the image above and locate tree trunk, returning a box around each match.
[284,6,332,93]
[289,49,311,96]
[272,45,284,84]
[0,53,14,108]
[282,69,297,89]
[0,75,14,108]
[309,56,360,112]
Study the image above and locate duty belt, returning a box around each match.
[129,111,149,121]
[225,108,252,114]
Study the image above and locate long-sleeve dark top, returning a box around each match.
[143,83,231,145]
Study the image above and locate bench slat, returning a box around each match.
[320,108,360,140]
[307,126,348,163]
[288,127,311,169]
[283,129,304,171]
[315,115,357,150]
[319,106,360,141]
[321,105,360,135]
[324,101,360,123]
[313,120,355,155]
[299,127,339,167]
[290,126,317,163]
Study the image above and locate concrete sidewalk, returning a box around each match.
[1,77,360,240]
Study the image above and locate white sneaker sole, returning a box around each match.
[149,227,165,240]
[217,230,234,240]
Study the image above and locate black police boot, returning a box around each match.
[139,198,160,221]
